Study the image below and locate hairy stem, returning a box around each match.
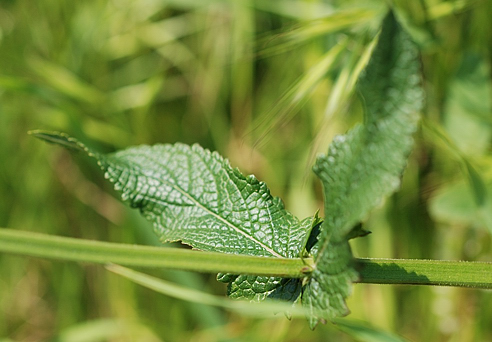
[1,228,491,289]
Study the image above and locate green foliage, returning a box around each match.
[30,10,424,330]
[2,0,492,341]
[303,12,423,328]
[99,142,313,260]
[426,53,492,234]
[31,130,315,303]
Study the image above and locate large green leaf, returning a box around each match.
[32,131,311,258]
[100,143,312,258]
[31,130,314,301]
[302,12,424,328]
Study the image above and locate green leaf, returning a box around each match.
[332,318,408,342]
[218,272,303,302]
[100,143,311,257]
[31,130,314,301]
[303,12,424,328]
[429,179,492,233]
[422,121,492,232]
[443,53,492,156]
[29,130,88,153]
[217,215,318,302]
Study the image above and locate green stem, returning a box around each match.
[356,258,492,288]
[0,228,310,277]
[1,228,492,289]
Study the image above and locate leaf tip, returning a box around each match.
[29,130,92,154]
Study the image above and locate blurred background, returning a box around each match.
[0,0,491,341]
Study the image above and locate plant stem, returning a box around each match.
[0,228,310,277]
[1,228,492,289]
[356,258,492,288]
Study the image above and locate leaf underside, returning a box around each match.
[302,12,424,328]
[31,10,423,331]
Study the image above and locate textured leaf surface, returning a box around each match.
[216,214,315,302]
[31,131,313,300]
[98,143,312,258]
[303,12,424,328]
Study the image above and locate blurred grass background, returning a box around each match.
[0,0,491,341]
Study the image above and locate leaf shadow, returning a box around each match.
[356,260,431,285]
